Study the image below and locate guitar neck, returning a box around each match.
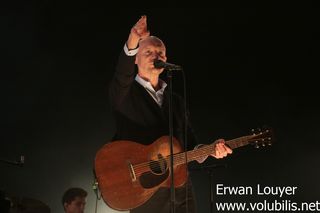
[173,135,252,166]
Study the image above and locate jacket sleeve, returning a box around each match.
[109,50,136,109]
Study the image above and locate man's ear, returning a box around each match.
[63,202,68,210]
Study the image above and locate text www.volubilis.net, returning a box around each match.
[215,200,320,212]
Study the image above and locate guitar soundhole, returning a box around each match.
[140,154,169,189]
[149,154,168,174]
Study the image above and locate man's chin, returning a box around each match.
[150,68,164,74]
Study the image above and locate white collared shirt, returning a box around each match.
[135,75,167,106]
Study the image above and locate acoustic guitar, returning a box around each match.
[94,128,273,210]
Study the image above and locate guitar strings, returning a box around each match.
[132,135,267,176]
[132,145,215,176]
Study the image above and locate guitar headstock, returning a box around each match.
[249,127,274,148]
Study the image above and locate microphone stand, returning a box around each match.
[190,164,227,213]
[0,155,24,167]
[159,61,182,213]
[167,69,175,213]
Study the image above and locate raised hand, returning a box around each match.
[127,15,150,50]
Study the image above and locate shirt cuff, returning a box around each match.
[124,43,139,56]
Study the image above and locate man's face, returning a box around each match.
[135,38,167,75]
[64,196,86,213]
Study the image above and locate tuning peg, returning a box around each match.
[251,129,256,135]
[254,141,260,148]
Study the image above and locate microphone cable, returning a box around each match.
[180,68,190,213]
[168,66,189,213]
[181,69,189,213]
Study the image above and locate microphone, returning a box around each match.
[19,155,25,167]
[0,155,24,167]
[154,59,182,70]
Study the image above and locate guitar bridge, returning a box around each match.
[127,161,137,182]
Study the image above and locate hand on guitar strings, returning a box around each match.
[195,139,233,163]
[211,139,233,159]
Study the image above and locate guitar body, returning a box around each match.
[94,128,274,210]
[94,136,187,211]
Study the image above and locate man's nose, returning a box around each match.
[152,51,163,58]
[151,53,158,60]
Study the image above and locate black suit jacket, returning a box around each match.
[110,50,198,149]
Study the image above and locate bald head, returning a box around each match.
[138,36,166,52]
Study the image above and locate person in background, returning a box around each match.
[62,187,87,213]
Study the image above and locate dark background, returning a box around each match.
[2,5,320,213]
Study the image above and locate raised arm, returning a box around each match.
[109,16,150,108]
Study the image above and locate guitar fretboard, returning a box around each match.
[170,135,253,166]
